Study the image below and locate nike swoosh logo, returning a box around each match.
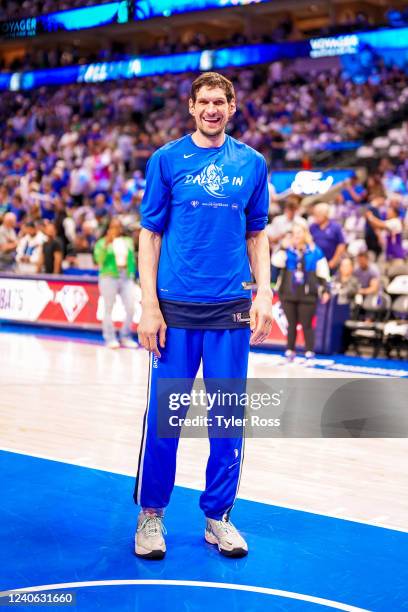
[183,153,196,158]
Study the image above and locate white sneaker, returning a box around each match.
[284,349,296,362]
[120,338,139,349]
[106,340,120,349]
[135,512,166,560]
[205,516,248,557]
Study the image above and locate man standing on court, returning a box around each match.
[134,72,272,559]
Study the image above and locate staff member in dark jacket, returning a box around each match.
[36,221,63,275]
[272,224,330,361]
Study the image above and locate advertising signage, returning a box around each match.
[1,25,408,92]
[0,1,132,40]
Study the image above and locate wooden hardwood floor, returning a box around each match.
[1,332,407,532]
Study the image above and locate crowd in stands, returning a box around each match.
[0,62,407,280]
[1,61,407,165]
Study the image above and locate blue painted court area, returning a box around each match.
[1,451,407,611]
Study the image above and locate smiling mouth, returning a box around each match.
[203,117,221,126]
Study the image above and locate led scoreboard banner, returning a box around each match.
[0,1,132,39]
[0,23,407,91]
[0,0,269,39]
[134,0,267,19]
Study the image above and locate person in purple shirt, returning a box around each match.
[366,206,405,263]
[310,203,346,272]
[353,248,380,295]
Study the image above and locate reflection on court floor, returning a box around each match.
[1,451,407,612]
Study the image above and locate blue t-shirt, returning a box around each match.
[310,220,345,263]
[285,245,326,272]
[341,183,366,204]
[141,134,269,303]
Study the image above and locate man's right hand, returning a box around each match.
[138,305,167,358]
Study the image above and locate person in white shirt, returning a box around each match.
[16,221,47,274]
[266,199,307,250]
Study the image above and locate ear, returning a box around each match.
[228,98,236,118]
[188,98,195,116]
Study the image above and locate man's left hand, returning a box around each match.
[249,289,273,345]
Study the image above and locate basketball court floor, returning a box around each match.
[0,328,407,611]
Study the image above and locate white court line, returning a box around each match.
[0,580,370,611]
[0,445,407,534]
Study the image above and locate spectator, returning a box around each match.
[94,193,110,219]
[333,257,359,305]
[74,219,97,254]
[353,248,380,296]
[380,159,407,195]
[9,194,27,226]
[16,220,46,274]
[366,174,385,200]
[310,203,346,272]
[0,212,18,272]
[93,218,137,349]
[133,132,155,175]
[366,206,405,263]
[343,206,365,244]
[364,196,383,258]
[54,197,74,257]
[69,159,90,206]
[272,223,330,361]
[266,198,307,249]
[37,222,63,274]
[340,174,367,206]
[0,186,11,217]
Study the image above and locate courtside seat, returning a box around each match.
[345,293,392,357]
[386,273,408,290]
[384,295,408,359]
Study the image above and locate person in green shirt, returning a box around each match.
[94,218,138,349]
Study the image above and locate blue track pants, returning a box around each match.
[134,327,250,519]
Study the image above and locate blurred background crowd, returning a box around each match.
[0,61,407,277]
[0,0,407,354]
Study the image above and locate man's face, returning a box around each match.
[189,86,236,138]
[357,254,368,270]
[4,214,16,229]
[44,223,56,239]
[313,207,327,225]
[95,194,106,208]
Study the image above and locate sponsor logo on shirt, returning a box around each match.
[202,201,228,208]
[190,200,200,208]
[184,163,243,199]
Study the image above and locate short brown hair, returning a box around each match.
[190,72,235,103]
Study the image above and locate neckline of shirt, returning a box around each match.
[188,133,229,152]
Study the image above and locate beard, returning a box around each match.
[197,125,225,139]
